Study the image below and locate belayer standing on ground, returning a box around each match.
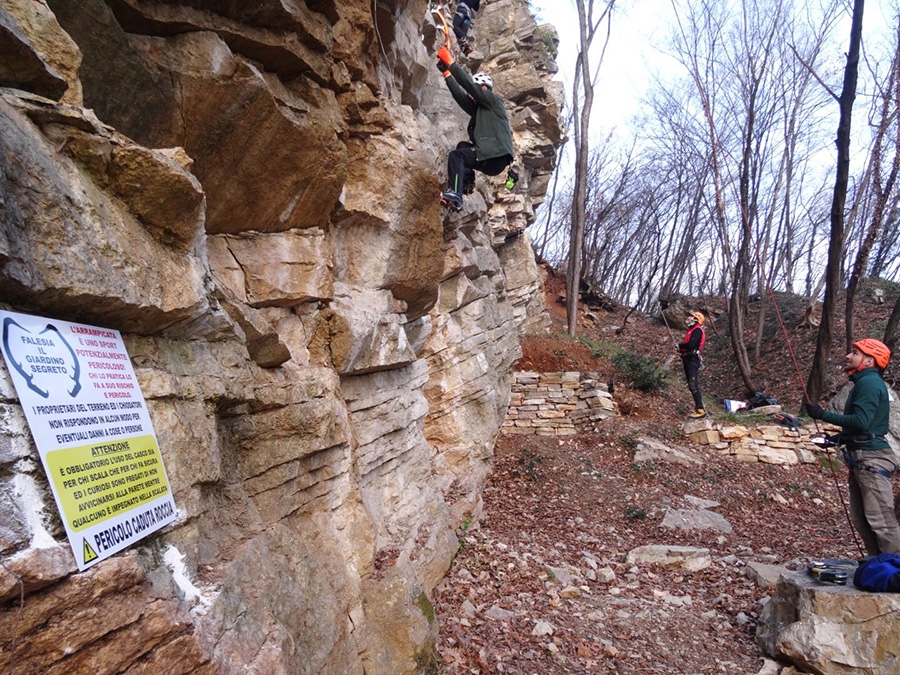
[436,45,513,212]
[453,0,480,55]
[678,311,707,419]
[806,339,900,556]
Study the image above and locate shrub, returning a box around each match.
[611,351,669,391]
[577,335,619,359]
[625,505,647,520]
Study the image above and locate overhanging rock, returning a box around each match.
[757,570,900,674]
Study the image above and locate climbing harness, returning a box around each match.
[842,448,895,479]
[812,433,894,478]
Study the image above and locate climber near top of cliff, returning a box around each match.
[453,0,481,56]
[436,44,514,212]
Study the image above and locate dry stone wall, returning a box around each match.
[683,417,836,466]
[503,371,618,436]
[0,1,561,673]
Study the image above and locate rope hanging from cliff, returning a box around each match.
[712,120,863,558]
[669,7,863,556]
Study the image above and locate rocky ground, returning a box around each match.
[431,274,900,674]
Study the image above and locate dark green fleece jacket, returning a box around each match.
[821,368,890,451]
[445,62,514,162]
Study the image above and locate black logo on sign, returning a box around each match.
[2,317,82,398]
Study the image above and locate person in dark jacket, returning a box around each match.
[678,311,707,418]
[436,45,514,212]
[453,0,481,55]
[806,339,900,555]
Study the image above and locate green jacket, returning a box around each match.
[445,62,514,162]
[821,368,891,451]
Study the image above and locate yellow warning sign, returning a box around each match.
[45,435,171,532]
[83,538,98,563]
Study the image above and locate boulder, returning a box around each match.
[744,561,787,589]
[0,3,76,102]
[757,570,900,673]
[634,437,701,466]
[661,507,732,534]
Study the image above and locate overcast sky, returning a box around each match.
[526,0,899,136]
[524,0,900,211]
[527,0,677,132]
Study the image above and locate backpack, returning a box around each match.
[771,412,802,430]
[747,392,778,409]
[853,553,900,592]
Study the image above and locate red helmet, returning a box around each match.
[853,338,891,369]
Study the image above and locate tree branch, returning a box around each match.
[789,42,839,102]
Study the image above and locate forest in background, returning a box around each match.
[533,0,900,399]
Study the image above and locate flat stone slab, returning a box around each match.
[661,507,732,534]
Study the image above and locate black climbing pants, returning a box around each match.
[453,2,473,42]
[447,142,510,195]
[681,353,704,411]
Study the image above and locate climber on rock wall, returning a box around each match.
[435,45,513,212]
[453,0,481,55]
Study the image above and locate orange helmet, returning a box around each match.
[688,311,706,325]
[853,338,891,369]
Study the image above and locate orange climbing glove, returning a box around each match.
[437,45,454,67]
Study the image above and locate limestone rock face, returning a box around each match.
[0,92,211,334]
[0,0,562,673]
[758,571,900,674]
[0,0,81,102]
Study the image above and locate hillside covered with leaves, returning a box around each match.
[432,275,900,674]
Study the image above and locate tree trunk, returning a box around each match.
[566,0,615,336]
[883,293,900,353]
[845,17,900,351]
[806,0,865,401]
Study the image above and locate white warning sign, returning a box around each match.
[0,309,176,570]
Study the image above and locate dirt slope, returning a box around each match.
[433,273,900,674]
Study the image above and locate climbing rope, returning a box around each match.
[669,7,863,556]
[716,128,864,557]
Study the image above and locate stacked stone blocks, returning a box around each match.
[503,371,618,436]
[683,417,841,465]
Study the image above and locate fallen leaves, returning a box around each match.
[432,427,856,674]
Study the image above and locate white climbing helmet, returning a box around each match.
[472,72,493,89]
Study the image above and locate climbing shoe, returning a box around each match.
[505,168,519,191]
[463,182,476,195]
[689,409,708,419]
[459,38,473,56]
[440,190,463,212]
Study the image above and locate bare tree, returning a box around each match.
[846,16,900,350]
[536,0,900,346]
[806,0,865,402]
[566,0,616,336]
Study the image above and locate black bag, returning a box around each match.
[771,412,802,429]
[747,392,778,409]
